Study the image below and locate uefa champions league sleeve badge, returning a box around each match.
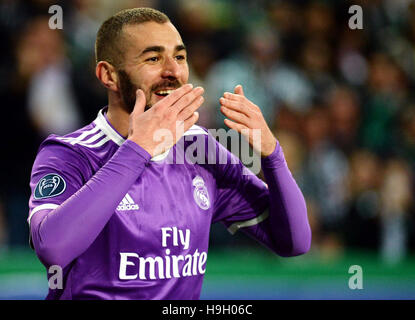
[192,175,210,210]
[34,173,66,199]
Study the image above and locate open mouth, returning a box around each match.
[155,89,174,97]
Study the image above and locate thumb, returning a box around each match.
[133,89,146,114]
[234,84,245,96]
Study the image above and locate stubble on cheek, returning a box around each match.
[117,69,152,113]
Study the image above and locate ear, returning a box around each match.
[95,61,119,92]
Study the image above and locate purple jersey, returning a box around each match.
[28,107,270,299]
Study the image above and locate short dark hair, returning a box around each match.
[95,7,170,67]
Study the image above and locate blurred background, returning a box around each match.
[0,0,415,299]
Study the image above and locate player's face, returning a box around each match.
[117,21,189,112]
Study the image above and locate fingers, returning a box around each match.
[220,105,249,126]
[234,84,245,96]
[171,86,204,115]
[183,111,199,132]
[156,83,194,111]
[132,89,146,114]
[177,95,204,121]
[224,92,244,101]
[219,95,251,117]
[223,118,248,136]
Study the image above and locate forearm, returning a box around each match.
[30,140,151,268]
[247,143,311,257]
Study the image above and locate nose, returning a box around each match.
[161,56,181,79]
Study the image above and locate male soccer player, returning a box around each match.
[28,8,311,299]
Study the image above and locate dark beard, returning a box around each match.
[117,70,182,113]
[117,69,142,113]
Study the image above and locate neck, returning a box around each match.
[106,93,130,138]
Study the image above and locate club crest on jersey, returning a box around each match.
[192,176,210,210]
[34,174,66,199]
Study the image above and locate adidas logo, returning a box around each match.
[117,193,139,211]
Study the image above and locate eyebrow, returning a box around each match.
[140,44,186,56]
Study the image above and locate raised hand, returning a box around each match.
[220,85,277,157]
[128,84,204,157]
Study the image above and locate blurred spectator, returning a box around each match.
[343,150,382,250]
[273,106,303,135]
[267,1,303,64]
[0,18,43,247]
[399,106,415,165]
[325,85,361,155]
[187,40,217,128]
[379,158,412,264]
[336,27,369,86]
[303,1,336,41]
[25,16,82,137]
[299,106,349,249]
[361,53,407,156]
[268,64,314,114]
[299,37,336,104]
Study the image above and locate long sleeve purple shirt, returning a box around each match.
[28,107,311,300]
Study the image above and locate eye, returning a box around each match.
[175,55,186,61]
[146,56,159,62]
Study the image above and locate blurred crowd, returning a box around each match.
[0,0,414,264]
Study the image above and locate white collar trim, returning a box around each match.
[94,108,207,162]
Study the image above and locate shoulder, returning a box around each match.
[33,122,102,174]
[37,123,95,156]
